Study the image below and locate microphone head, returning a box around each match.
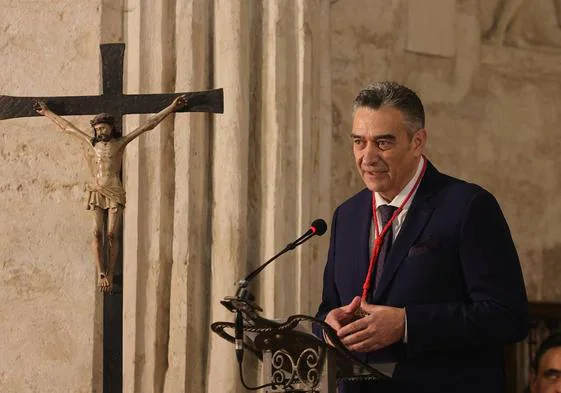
[310,218,328,236]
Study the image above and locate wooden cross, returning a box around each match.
[0,43,223,128]
[0,43,223,393]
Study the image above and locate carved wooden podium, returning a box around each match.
[212,220,389,391]
[211,295,389,392]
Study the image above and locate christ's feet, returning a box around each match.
[97,272,113,293]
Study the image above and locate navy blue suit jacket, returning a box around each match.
[316,161,528,393]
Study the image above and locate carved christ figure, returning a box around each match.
[33,95,188,292]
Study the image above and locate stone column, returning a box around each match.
[121,1,332,392]
[207,0,332,390]
[207,1,250,392]
[122,1,177,392]
[164,1,212,393]
[294,0,332,314]
[258,0,301,318]
[253,0,332,319]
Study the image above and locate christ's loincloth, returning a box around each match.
[86,184,126,212]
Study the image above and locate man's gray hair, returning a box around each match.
[352,81,425,135]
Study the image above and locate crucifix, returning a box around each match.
[0,43,223,393]
[1,42,222,291]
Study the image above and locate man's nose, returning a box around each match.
[363,142,381,165]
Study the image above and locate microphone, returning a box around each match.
[287,218,328,249]
[241,218,328,284]
[233,218,327,364]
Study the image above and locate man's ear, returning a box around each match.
[411,128,427,156]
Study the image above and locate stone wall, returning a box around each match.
[3,0,561,392]
[2,1,331,392]
[121,2,331,392]
[0,1,102,392]
[331,0,561,302]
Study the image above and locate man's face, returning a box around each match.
[94,123,114,142]
[351,106,426,201]
[532,347,561,393]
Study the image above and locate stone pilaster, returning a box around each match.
[120,1,332,392]
[255,0,332,320]
[164,1,212,393]
[207,1,250,391]
[122,1,177,392]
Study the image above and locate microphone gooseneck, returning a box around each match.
[241,218,327,284]
[232,218,328,368]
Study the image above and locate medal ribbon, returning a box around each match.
[360,158,427,300]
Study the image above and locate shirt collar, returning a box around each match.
[374,156,425,209]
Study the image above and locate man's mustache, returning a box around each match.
[362,162,389,172]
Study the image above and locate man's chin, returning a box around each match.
[363,180,387,193]
[363,172,388,188]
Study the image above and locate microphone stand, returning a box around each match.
[229,219,327,367]
[232,237,306,364]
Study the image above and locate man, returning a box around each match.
[33,95,187,292]
[316,81,528,392]
[531,333,561,393]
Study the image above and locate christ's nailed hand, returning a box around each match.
[33,100,48,115]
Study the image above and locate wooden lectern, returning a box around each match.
[212,296,389,392]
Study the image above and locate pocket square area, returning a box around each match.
[407,237,440,257]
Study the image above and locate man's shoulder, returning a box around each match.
[336,188,371,212]
[433,171,482,193]
[429,166,497,206]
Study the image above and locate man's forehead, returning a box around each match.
[352,108,407,137]
[352,106,407,126]
[539,347,561,372]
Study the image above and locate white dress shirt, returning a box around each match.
[370,156,425,246]
[369,156,426,344]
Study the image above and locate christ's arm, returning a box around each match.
[33,101,91,144]
[122,94,188,146]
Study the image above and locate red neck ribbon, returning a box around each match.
[360,158,427,300]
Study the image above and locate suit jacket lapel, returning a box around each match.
[354,190,373,298]
[372,161,440,303]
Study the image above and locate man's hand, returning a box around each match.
[171,94,188,111]
[337,302,405,352]
[324,296,362,344]
[33,100,49,115]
